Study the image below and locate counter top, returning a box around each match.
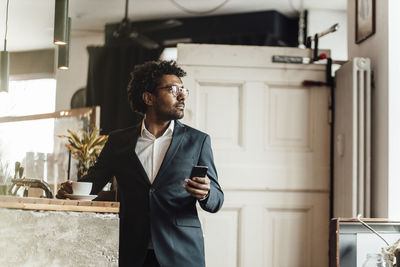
[0,195,119,213]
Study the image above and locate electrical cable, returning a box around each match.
[288,0,298,13]
[125,0,129,19]
[167,0,229,15]
[288,0,304,14]
[357,214,390,246]
[4,0,10,51]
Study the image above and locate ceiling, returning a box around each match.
[0,0,346,52]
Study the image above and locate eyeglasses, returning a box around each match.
[157,85,189,97]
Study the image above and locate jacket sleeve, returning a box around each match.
[197,135,224,213]
[80,135,114,195]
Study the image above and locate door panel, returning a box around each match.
[198,192,329,267]
[198,82,244,150]
[178,44,331,267]
[266,86,312,150]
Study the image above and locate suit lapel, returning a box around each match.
[127,124,151,186]
[153,120,186,186]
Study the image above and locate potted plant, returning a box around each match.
[58,127,108,180]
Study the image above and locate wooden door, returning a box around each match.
[178,44,331,267]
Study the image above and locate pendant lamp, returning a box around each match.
[58,17,71,70]
[0,51,9,92]
[1,0,10,93]
[54,0,69,45]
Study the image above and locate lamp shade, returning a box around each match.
[58,17,70,70]
[0,51,9,92]
[54,0,69,45]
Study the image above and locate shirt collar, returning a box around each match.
[140,119,174,138]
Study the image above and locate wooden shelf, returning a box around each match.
[0,196,119,213]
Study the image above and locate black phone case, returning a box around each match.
[190,166,208,178]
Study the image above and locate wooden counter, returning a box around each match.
[0,195,119,213]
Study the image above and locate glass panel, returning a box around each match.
[0,107,99,197]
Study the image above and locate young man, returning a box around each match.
[57,60,224,267]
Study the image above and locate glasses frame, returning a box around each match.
[157,85,189,97]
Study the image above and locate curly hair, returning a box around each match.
[127,60,187,115]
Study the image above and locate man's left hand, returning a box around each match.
[183,176,210,200]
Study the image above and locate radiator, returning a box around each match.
[333,57,371,218]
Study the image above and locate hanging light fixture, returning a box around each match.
[1,0,10,93]
[58,17,71,70]
[0,52,9,93]
[54,0,69,45]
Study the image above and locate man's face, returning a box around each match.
[151,74,186,121]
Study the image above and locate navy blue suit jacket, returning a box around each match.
[83,120,224,267]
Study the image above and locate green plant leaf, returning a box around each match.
[67,129,82,147]
[58,127,108,179]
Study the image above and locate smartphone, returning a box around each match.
[190,165,208,178]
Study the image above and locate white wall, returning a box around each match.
[347,0,400,219]
[348,0,389,218]
[387,0,400,219]
[307,9,348,60]
[55,34,104,111]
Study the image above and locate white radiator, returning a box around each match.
[333,57,371,218]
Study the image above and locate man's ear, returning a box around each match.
[142,92,154,106]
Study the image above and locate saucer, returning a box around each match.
[65,194,97,201]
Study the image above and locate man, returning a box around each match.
[57,60,224,267]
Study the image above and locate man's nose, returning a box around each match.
[177,91,186,101]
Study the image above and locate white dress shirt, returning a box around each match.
[135,119,174,249]
[135,120,174,184]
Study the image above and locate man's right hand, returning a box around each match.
[56,181,73,199]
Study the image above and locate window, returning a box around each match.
[0,78,56,190]
[0,78,56,117]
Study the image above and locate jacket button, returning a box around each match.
[150,188,155,193]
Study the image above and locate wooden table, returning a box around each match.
[0,195,119,213]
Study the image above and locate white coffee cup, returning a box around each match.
[71,181,93,195]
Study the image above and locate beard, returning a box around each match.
[154,101,185,121]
